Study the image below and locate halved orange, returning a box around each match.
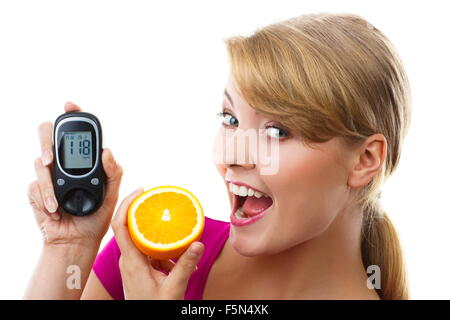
[127,186,204,260]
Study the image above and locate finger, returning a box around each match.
[150,258,176,274]
[27,181,44,211]
[34,157,59,217]
[160,259,176,272]
[148,257,169,279]
[38,122,54,167]
[64,101,82,113]
[27,180,60,221]
[111,187,145,257]
[153,258,197,276]
[101,149,123,214]
[165,242,204,291]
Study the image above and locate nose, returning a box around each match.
[212,126,258,171]
[222,135,257,170]
[224,162,256,170]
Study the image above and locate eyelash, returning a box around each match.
[216,111,290,139]
[216,111,237,127]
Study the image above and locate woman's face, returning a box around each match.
[213,76,355,257]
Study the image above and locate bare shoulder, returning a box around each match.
[337,286,381,300]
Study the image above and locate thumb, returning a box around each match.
[101,148,123,213]
[166,242,204,292]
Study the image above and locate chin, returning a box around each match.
[229,226,274,257]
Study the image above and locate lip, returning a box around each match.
[229,193,273,227]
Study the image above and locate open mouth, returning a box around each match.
[228,182,274,219]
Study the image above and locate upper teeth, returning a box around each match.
[228,182,269,198]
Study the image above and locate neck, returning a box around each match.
[228,204,379,299]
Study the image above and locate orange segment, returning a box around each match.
[127,186,204,260]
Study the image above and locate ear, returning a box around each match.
[347,134,387,188]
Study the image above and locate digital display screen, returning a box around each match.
[62,131,93,169]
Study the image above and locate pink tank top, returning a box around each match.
[93,216,230,299]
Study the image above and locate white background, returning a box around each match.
[0,0,449,299]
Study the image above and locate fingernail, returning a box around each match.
[109,149,115,162]
[51,212,60,221]
[189,243,202,257]
[65,101,73,107]
[135,187,144,194]
[41,150,52,166]
[45,196,58,213]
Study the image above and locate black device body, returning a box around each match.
[53,112,105,216]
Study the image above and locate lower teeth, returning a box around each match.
[235,207,249,219]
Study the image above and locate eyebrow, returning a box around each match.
[223,89,234,108]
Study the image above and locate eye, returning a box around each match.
[266,126,289,139]
[216,111,239,127]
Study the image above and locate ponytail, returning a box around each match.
[361,201,409,299]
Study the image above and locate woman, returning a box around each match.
[24,12,411,300]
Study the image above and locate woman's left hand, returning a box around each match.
[111,188,204,300]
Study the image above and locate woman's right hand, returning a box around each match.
[27,102,124,248]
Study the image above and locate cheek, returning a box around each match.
[212,129,227,178]
[271,143,342,199]
[264,142,349,243]
[215,163,226,178]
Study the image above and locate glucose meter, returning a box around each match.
[52,112,105,216]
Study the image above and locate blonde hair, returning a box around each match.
[224,13,411,299]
